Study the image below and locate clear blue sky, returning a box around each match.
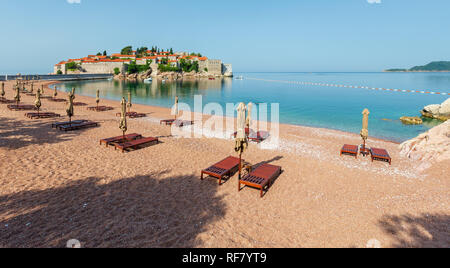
[0,0,449,74]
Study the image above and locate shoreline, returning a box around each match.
[50,80,403,144]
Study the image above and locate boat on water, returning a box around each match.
[143,77,152,83]
[235,75,244,80]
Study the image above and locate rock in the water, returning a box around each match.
[439,98,450,115]
[400,116,423,125]
[424,104,441,114]
[421,98,450,121]
[399,120,450,164]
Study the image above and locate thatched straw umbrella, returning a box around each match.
[30,82,34,94]
[174,96,179,120]
[1,82,4,98]
[235,102,248,183]
[360,108,370,153]
[119,97,128,140]
[14,83,20,105]
[66,88,75,123]
[127,91,132,113]
[35,89,41,115]
[96,89,100,110]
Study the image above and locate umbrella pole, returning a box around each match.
[238,149,242,191]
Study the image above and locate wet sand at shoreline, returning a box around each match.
[0,80,448,248]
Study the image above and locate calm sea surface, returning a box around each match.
[56,72,450,142]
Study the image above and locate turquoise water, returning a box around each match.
[56,72,450,142]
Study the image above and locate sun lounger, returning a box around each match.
[115,112,147,118]
[370,148,392,165]
[239,163,281,197]
[113,136,159,153]
[160,119,194,127]
[51,120,87,128]
[0,98,15,104]
[73,102,87,106]
[99,133,142,147]
[87,106,114,112]
[201,156,241,185]
[160,119,176,125]
[340,144,359,159]
[7,104,37,111]
[48,98,66,102]
[58,121,99,132]
[25,112,60,119]
[233,128,269,143]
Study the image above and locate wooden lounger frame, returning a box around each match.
[239,163,281,197]
[58,121,99,132]
[25,112,61,119]
[115,112,147,118]
[232,128,269,143]
[47,98,66,102]
[87,106,114,112]
[100,133,142,147]
[340,144,359,159]
[113,137,159,153]
[0,98,15,104]
[201,156,241,185]
[7,104,37,111]
[160,119,194,127]
[370,148,392,165]
[51,120,87,128]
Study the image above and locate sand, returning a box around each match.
[0,80,448,248]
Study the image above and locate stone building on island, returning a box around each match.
[54,50,233,77]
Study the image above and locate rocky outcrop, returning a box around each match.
[400,116,423,125]
[421,98,450,121]
[399,120,450,163]
[114,68,227,82]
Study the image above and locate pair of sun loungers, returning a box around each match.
[100,133,159,153]
[201,156,282,197]
[160,119,194,127]
[115,112,147,118]
[51,120,99,132]
[25,112,60,119]
[340,144,391,165]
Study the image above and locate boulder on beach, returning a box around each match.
[399,120,450,163]
[421,98,450,121]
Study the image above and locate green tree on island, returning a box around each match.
[121,46,133,55]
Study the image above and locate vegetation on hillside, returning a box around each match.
[386,61,450,72]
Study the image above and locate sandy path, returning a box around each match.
[0,80,448,248]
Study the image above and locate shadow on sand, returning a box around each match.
[0,171,226,247]
[0,116,91,150]
[378,213,450,248]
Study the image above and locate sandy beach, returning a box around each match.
[0,80,448,248]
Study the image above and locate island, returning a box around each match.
[384,61,450,72]
[53,45,233,81]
